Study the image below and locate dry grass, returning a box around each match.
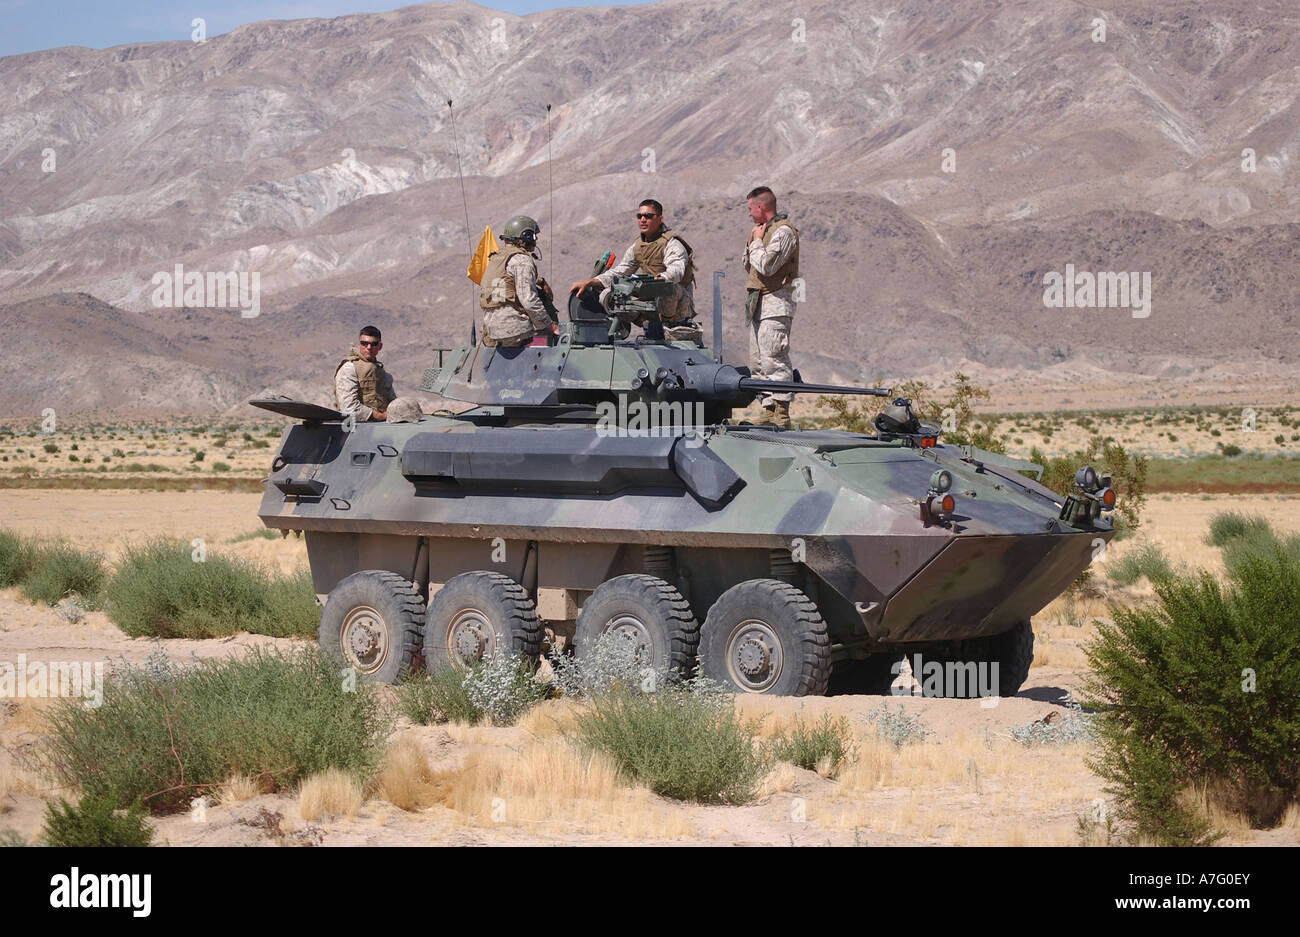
[758,763,802,797]
[374,735,441,812]
[516,699,587,739]
[431,739,692,839]
[298,769,363,822]
[216,774,264,806]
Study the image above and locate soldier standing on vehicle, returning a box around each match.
[334,325,396,421]
[480,215,560,347]
[568,199,702,343]
[742,185,800,429]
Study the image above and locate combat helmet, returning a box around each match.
[501,215,540,248]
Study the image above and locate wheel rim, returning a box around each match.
[445,607,497,669]
[725,618,783,692]
[341,605,388,675]
[604,613,653,662]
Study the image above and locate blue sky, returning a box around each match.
[0,0,653,58]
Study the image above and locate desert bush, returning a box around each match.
[572,682,766,804]
[42,796,152,847]
[462,652,549,726]
[0,528,39,587]
[1206,511,1272,547]
[862,702,931,749]
[549,632,660,698]
[192,450,205,462]
[1084,536,1300,844]
[42,442,58,454]
[395,665,482,725]
[41,646,389,813]
[769,713,856,776]
[1105,542,1177,586]
[1009,705,1097,746]
[20,543,105,606]
[103,539,317,638]
[212,462,231,473]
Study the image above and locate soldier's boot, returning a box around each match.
[772,401,791,429]
[754,405,775,426]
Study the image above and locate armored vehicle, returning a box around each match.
[253,275,1115,696]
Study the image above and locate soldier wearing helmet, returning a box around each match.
[479,215,559,347]
[568,198,701,343]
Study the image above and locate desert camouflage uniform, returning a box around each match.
[596,227,702,343]
[480,245,552,346]
[334,350,396,421]
[743,215,800,406]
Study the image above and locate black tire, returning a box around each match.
[318,570,424,684]
[699,578,830,696]
[573,574,699,677]
[983,620,1034,697]
[424,571,544,670]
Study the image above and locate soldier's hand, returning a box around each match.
[373,410,387,421]
[538,278,554,301]
[569,278,596,295]
[749,224,765,243]
[548,322,560,335]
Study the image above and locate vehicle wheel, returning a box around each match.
[699,579,830,696]
[424,571,544,670]
[573,574,699,677]
[318,570,424,684]
[983,620,1034,697]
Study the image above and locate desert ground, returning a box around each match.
[1,487,1297,847]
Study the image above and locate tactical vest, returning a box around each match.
[745,215,799,294]
[479,244,532,311]
[333,351,389,412]
[632,227,695,287]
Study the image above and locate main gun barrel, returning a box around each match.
[737,378,892,398]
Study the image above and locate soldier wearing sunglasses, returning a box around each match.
[568,199,700,343]
[333,325,397,421]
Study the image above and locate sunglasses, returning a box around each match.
[635,212,659,219]
[359,340,381,347]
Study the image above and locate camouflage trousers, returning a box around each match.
[749,314,793,405]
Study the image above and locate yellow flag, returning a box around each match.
[466,225,499,285]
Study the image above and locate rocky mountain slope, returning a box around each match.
[0,0,1296,417]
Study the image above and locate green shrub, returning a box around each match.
[1206,511,1272,547]
[41,796,152,847]
[1083,539,1300,844]
[103,539,318,638]
[41,647,390,813]
[0,528,39,587]
[20,543,105,606]
[43,442,58,454]
[770,713,856,774]
[1105,542,1177,586]
[192,450,205,462]
[212,462,231,473]
[396,665,482,725]
[572,683,766,804]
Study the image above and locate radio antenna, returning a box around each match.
[447,99,475,318]
[545,103,554,283]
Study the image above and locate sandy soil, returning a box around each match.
[1,491,1297,847]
